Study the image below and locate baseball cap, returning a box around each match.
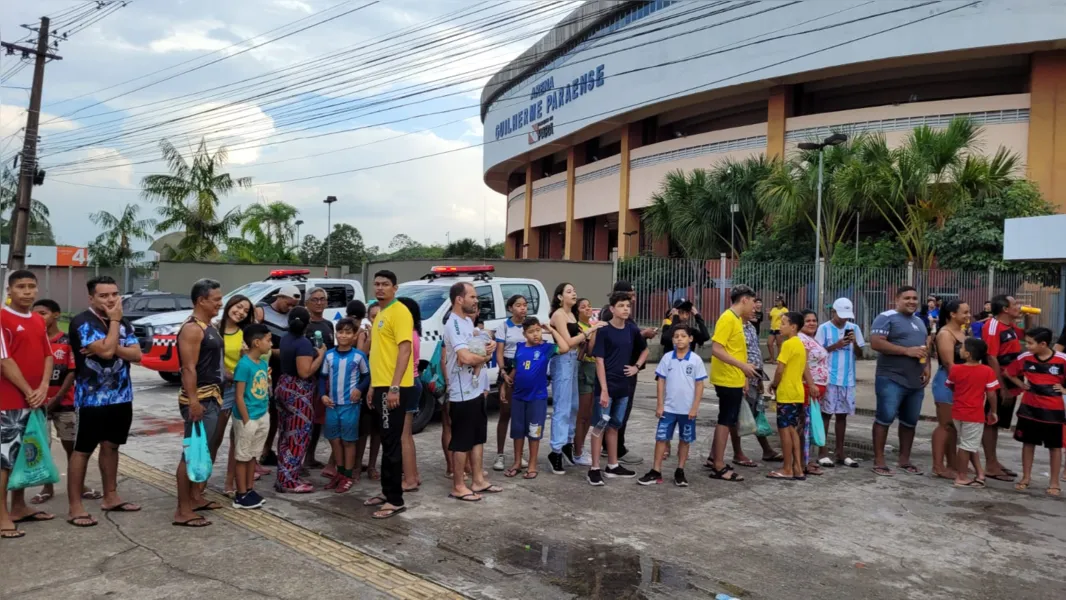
[278,285,302,299]
[832,298,855,319]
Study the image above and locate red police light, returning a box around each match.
[430,265,495,274]
[269,269,311,277]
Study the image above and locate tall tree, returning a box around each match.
[88,204,156,267]
[310,224,371,267]
[240,201,299,256]
[140,138,250,260]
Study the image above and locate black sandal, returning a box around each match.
[708,465,744,482]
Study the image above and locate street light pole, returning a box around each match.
[295,219,304,247]
[729,203,739,259]
[798,133,847,317]
[323,196,337,266]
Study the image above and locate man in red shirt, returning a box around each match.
[982,294,1024,481]
[0,270,55,539]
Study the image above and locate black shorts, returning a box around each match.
[714,385,744,427]
[448,398,487,453]
[74,403,133,454]
[1013,416,1063,449]
[986,391,1017,430]
[769,330,780,336]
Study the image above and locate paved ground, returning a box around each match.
[5,363,1066,599]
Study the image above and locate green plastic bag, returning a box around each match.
[7,409,60,490]
[755,410,774,438]
[183,421,213,483]
[810,400,826,447]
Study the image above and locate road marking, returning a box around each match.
[118,455,464,599]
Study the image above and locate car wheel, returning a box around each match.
[411,384,438,434]
[159,371,182,384]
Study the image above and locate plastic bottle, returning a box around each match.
[1021,306,1042,315]
[314,330,324,349]
[590,414,611,438]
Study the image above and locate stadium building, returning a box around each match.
[480,0,1066,260]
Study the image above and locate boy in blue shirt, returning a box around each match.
[505,317,557,479]
[320,318,370,494]
[640,326,706,487]
[232,324,273,509]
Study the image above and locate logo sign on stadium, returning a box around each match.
[494,64,606,146]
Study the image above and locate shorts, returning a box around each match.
[222,383,237,412]
[578,361,597,395]
[448,398,487,452]
[1013,416,1063,449]
[0,409,32,470]
[655,412,696,443]
[822,384,856,415]
[931,368,952,405]
[953,420,983,453]
[50,409,77,443]
[179,399,221,448]
[74,402,134,454]
[232,415,269,462]
[777,402,802,428]
[987,391,1017,430]
[499,358,516,385]
[874,376,924,429]
[408,379,423,414]
[714,385,744,427]
[324,403,360,442]
[592,395,629,430]
[769,329,780,336]
[509,400,548,440]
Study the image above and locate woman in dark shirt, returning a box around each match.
[274,307,325,492]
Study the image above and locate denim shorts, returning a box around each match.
[221,383,236,412]
[592,395,629,430]
[931,368,952,405]
[874,376,925,429]
[655,412,696,443]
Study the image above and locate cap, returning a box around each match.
[612,281,634,293]
[278,285,302,299]
[832,298,855,319]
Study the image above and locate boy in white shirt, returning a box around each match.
[639,326,707,487]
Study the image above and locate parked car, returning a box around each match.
[133,269,365,383]
[122,291,194,321]
[397,265,551,433]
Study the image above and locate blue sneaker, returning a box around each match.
[233,492,264,510]
[246,490,266,505]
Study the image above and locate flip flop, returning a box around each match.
[1001,468,1019,477]
[102,502,142,512]
[733,459,760,468]
[448,493,482,502]
[1047,487,1061,497]
[933,470,957,481]
[989,473,1017,482]
[401,486,420,493]
[872,466,893,477]
[363,496,387,507]
[762,454,785,463]
[1,528,25,539]
[523,471,539,479]
[67,514,98,527]
[793,475,808,481]
[1015,481,1031,491]
[954,479,984,488]
[13,511,54,523]
[973,478,986,488]
[817,458,835,468]
[81,489,104,500]
[30,492,52,504]
[766,471,792,480]
[372,505,407,520]
[172,517,211,527]
[838,458,860,468]
[898,464,924,476]
[804,467,824,477]
[503,468,521,478]
[472,484,503,494]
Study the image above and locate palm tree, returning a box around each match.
[88,204,157,267]
[140,138,250,260]
[240,201,299,257]
[0,167,54,244]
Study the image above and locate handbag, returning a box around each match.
[810,400,826,447]
[7,409,60,490]
[737,399,757,437]
[182,421,214,483]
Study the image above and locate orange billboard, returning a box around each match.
[56,246,89,267]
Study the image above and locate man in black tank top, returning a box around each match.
[255,285,301,466]
[174,279,224,527]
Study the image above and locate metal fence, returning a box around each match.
[0,265,157,314]
[616,255,1065,335]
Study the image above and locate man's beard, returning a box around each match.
[463,303,477,315]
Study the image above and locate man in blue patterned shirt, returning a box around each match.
[66,276,142,527]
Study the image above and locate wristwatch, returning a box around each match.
[389,386,400,394]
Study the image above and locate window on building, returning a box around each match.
[582,218,596,261]
[538,228,550,259]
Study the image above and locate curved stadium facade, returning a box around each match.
[480,0,1066,261]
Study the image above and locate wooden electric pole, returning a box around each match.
[3,16,62,270]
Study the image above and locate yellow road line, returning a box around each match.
[119,455,464,600]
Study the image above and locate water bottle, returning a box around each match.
[715,595,739,600]
[590,414,610,438]
[314,330,323,349]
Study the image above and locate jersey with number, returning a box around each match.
[48,332,76,408]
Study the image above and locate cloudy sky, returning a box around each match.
[1,0,577,252]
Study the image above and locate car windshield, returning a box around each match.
[397,284,449,319]
[222,282,274,305]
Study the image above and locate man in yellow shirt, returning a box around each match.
[768,295,788,363]
[366,269,413,519]
[769,311,807,480]
[706,285,758,482]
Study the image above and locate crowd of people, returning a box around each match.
[3,268,1065,539]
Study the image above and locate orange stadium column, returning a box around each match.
[617,124,641,259]
[767,85,793,162]
[1028,51,1066,210]
[522,161,540,259]
[564,146,585,260]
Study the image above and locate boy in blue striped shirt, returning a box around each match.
[320,318,370,493]
[814,298,866,468]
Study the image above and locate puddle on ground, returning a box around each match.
[128,416,185,437]
[492,538,739,599]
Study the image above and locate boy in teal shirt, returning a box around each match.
[232,324,272,509]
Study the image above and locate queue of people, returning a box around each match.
[4,267,1065,539]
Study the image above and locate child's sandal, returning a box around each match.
[503,468,521,478]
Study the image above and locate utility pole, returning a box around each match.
[4,17,62,270]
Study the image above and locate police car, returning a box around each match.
[133,269,365,383]
[398,265,551,433]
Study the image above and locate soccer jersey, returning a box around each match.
[494,318,524,360]
[370,300,414,388]
[769,306,788,330]
[775,336,806,404]
[654,350,708,414]
[0,306,52,410]
[48,332,76,408]
[321,347,369,406]
[512,342,557,401]
[815,321,865,387]
[710,309,747,388]
[946,363,1000,423]
[1005,352,1066,424]
[69,309,138,408]
[984,318,1024,397]
[442,313,483,401]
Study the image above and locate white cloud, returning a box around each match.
[273,0,314,13]
[149,20,232,53]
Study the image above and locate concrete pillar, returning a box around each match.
[767,85,793,162]
[1028,51,1066,210]
[504,232,518,259]
[564,146,586,260]
[522,162,540,259]
[617,123,642,258]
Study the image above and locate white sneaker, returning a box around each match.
[493,454,506,471]
[573,453,592,466]
[520,458,529,469]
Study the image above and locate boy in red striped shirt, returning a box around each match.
[1004,327,1065,497]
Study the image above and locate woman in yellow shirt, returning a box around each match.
[769,311,813,480]
[217,294,255,496]
[767,295,788,363]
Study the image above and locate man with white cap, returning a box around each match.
[255,285,302,465]
[814,298,865,467]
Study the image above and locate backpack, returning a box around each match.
[421,341,447,395]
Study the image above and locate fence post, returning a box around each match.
[45,265,51,298]
[67,266,73,314]
[124,265,130,292]
[987,265,995,301]
[611,254,618,285]
[718,253,726,311]
[906,261,914,287]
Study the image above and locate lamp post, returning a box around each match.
[729,203,739,259]
[323,196,337,266]
[295,219,304,249]
[797,133,847,316]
